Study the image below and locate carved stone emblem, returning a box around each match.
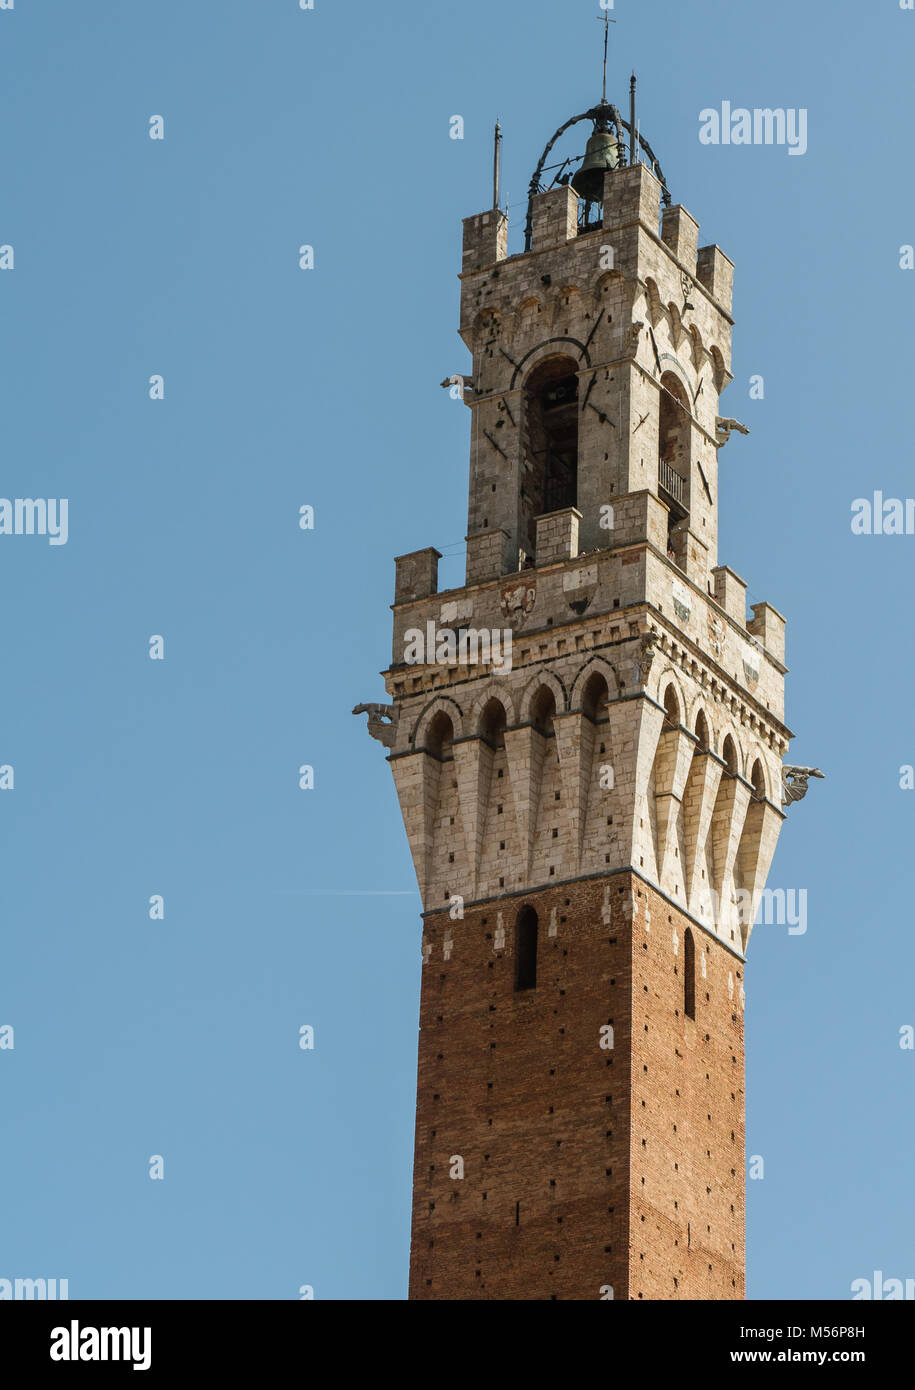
[672,580,691,626]
[563,564,598,617]
[708,614,725,660]
[500,578,536,628]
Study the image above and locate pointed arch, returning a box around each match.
[721,733,739,776]
[570,656,619,708]
[516,294,544,323]
[479,696,507,749]
[468,683,518,730]
[518,670,567,724]
[530,685,558,737]
[661,682,682,729]
[580,669,611,724]
[509,337,591,389]
[413,695,465,749]
[660,370,691,425]
[658,371,692,540]
[551,284,582,326]
[594,268,623,297]
[519,354,581,553]
[656,670,685,727]
[425,710,455,761]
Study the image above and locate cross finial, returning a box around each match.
[597,10,617,104]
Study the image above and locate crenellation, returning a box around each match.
[462,208,508,274]
[712,565,749,626]
[748,600,787,666]
[530,184,580,251]
[660,205,700,275]
[696,244,735,315]
[394,547,441,606]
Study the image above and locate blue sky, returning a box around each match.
[0,0,912,1300]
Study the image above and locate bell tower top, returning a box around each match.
[458,83,738,608]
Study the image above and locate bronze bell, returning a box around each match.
[571,125,620,202]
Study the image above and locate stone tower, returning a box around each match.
[357,92,805,1301]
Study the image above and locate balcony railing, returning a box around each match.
[658,459,686,505]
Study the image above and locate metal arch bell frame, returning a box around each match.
[523,103,671,253]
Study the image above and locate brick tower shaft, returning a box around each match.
[409,877,745,1300]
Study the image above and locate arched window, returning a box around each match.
[694,710,710,750]
[515,906,538,991]
[721,735,738,776]
[683,928,696,1019]
[659,373,689,474]
[480,698,507,750]
[658,372,691,566]
[425,711,455,762]
[530,686,557,738]
[750,759,766,800]
[521,357,580,559]
[581,671,609,723]
[662,684,680,729]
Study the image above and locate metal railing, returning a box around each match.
[658,459,686,505]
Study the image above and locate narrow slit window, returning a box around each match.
[684,928,696,1020]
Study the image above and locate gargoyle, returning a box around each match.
[352,703,398,749]
[716,416,750,446]
[440,375,474,396]
[781,766,825,807]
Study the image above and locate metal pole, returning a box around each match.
[493,121,502,210]
[602,16,609,103]
[630,73,637,167]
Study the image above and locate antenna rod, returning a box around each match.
[602,14,609,103]
[596,12,616,106]
[630,72,637,166]
[493,121,502,210]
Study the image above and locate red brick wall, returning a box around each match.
[408,873,744,1301]
[628,882,745,1300]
